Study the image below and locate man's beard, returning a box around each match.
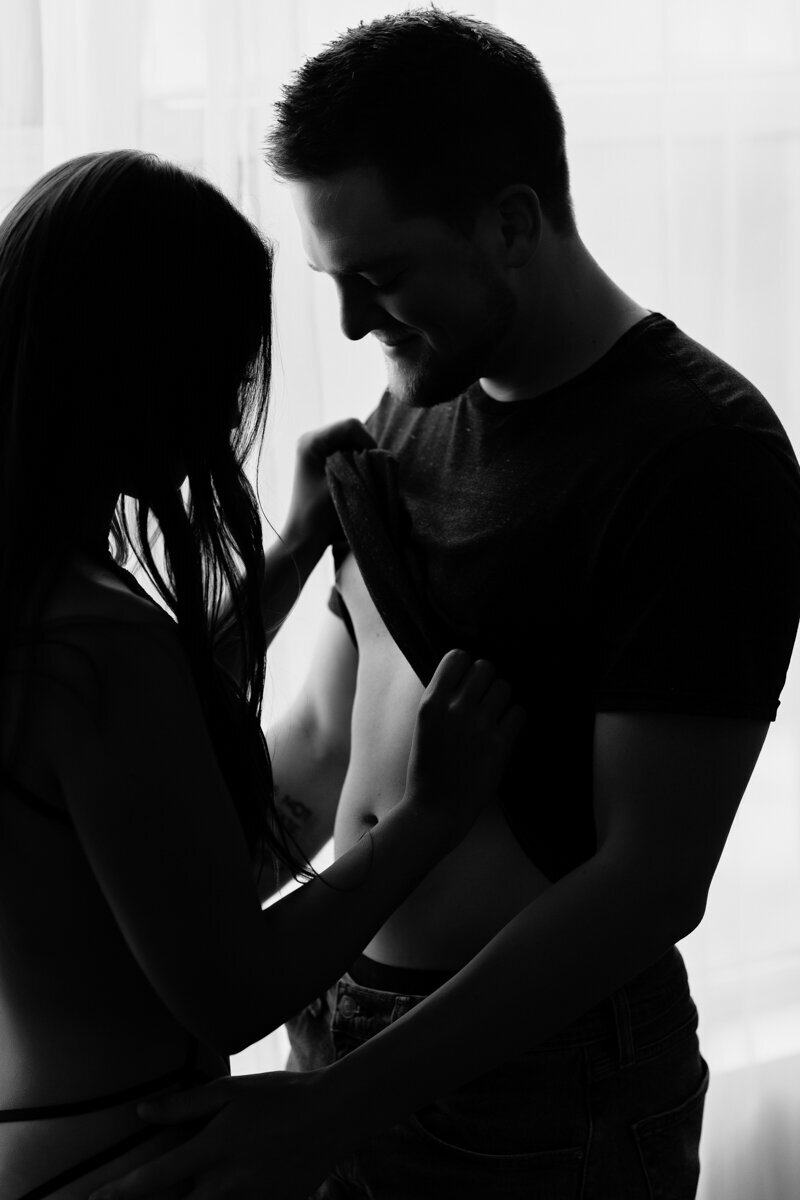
[386,276,518,408]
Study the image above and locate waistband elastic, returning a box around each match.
[348,953,456,996]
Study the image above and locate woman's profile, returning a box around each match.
[0,150,525,1199]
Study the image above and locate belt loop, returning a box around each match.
[610,986,635,1068]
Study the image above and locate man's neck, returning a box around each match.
[480,240,650,403]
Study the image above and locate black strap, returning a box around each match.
[0,1059,192,1123]
[0,765,72,827]
[10,1039,204,1200]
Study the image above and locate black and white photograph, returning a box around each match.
[1,3,800,1198]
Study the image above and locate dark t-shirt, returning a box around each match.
[327,313,800,880]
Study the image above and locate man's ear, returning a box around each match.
[494,185,542,267]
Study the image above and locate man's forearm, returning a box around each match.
[324,851,699,1143]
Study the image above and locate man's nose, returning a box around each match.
[336,278,382,342]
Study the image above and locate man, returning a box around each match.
[96,9,800,1199]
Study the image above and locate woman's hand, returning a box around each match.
[283,417,376,552]
[404,649,526,841]
[87,1070,350,1200]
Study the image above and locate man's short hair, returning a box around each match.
[265,7,576,236]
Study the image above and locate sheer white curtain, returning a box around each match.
[2,2,800,1195]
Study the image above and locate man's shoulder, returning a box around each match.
[640,317,778,429]
[608,316,796,474]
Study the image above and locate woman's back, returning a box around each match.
[0,555,227,1197]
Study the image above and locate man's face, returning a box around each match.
[289,166,518,407]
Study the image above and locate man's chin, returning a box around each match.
[385,353,479,409]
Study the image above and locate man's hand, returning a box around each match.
[284,417,376,552]
[88,1071,347,1200]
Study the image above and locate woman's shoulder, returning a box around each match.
[10,558,198,773]
[38,554,176,632]
[6,556,181,714]
[1,559,175,797]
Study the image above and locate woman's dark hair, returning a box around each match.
[0,149,307,883]
[266,6,575,236]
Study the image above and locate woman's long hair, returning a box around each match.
[0,149,306,882]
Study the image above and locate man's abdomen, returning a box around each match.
[333,554,551,972]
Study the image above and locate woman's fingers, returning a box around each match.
[424,648,474,697]
[187,1188,224,1200]
[88,1081,233,1199]
[426,649,524,755]
[460,672,525,761]
[428,652,518,717]
[87,1135,212,1200]
[458,661,505,706]
[498,703,528,749]
[137,1080,228,1125]
[455,658,494,702]
[304,417,377,461]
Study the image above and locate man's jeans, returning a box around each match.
[286,945,709,1199]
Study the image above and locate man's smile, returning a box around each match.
[374,331,419,351]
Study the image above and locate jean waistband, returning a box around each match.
[344,946,693,1057]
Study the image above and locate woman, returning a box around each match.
[0,151,524,1199]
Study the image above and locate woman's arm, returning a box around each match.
[212,528,322,679]
[213,417,375,684]
[48,621,522,1058]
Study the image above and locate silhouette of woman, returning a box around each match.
[0,150,524,1199]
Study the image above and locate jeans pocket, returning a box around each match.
[405,1044,589,1197]
[630,1054,710,1200]
[407,1112,586,1198]
[329,978,415,1062]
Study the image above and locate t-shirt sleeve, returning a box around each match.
[592,427,800,720]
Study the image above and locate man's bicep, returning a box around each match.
[300,600,358,757]
[593,429,800,720]
[270,600,357,755]
[592,710,769,925]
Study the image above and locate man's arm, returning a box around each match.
[321,710,768,1138]
[323,433,798,1134]
[94,710,769,1200]
[211,537,355,900]
[259,607,357,897]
